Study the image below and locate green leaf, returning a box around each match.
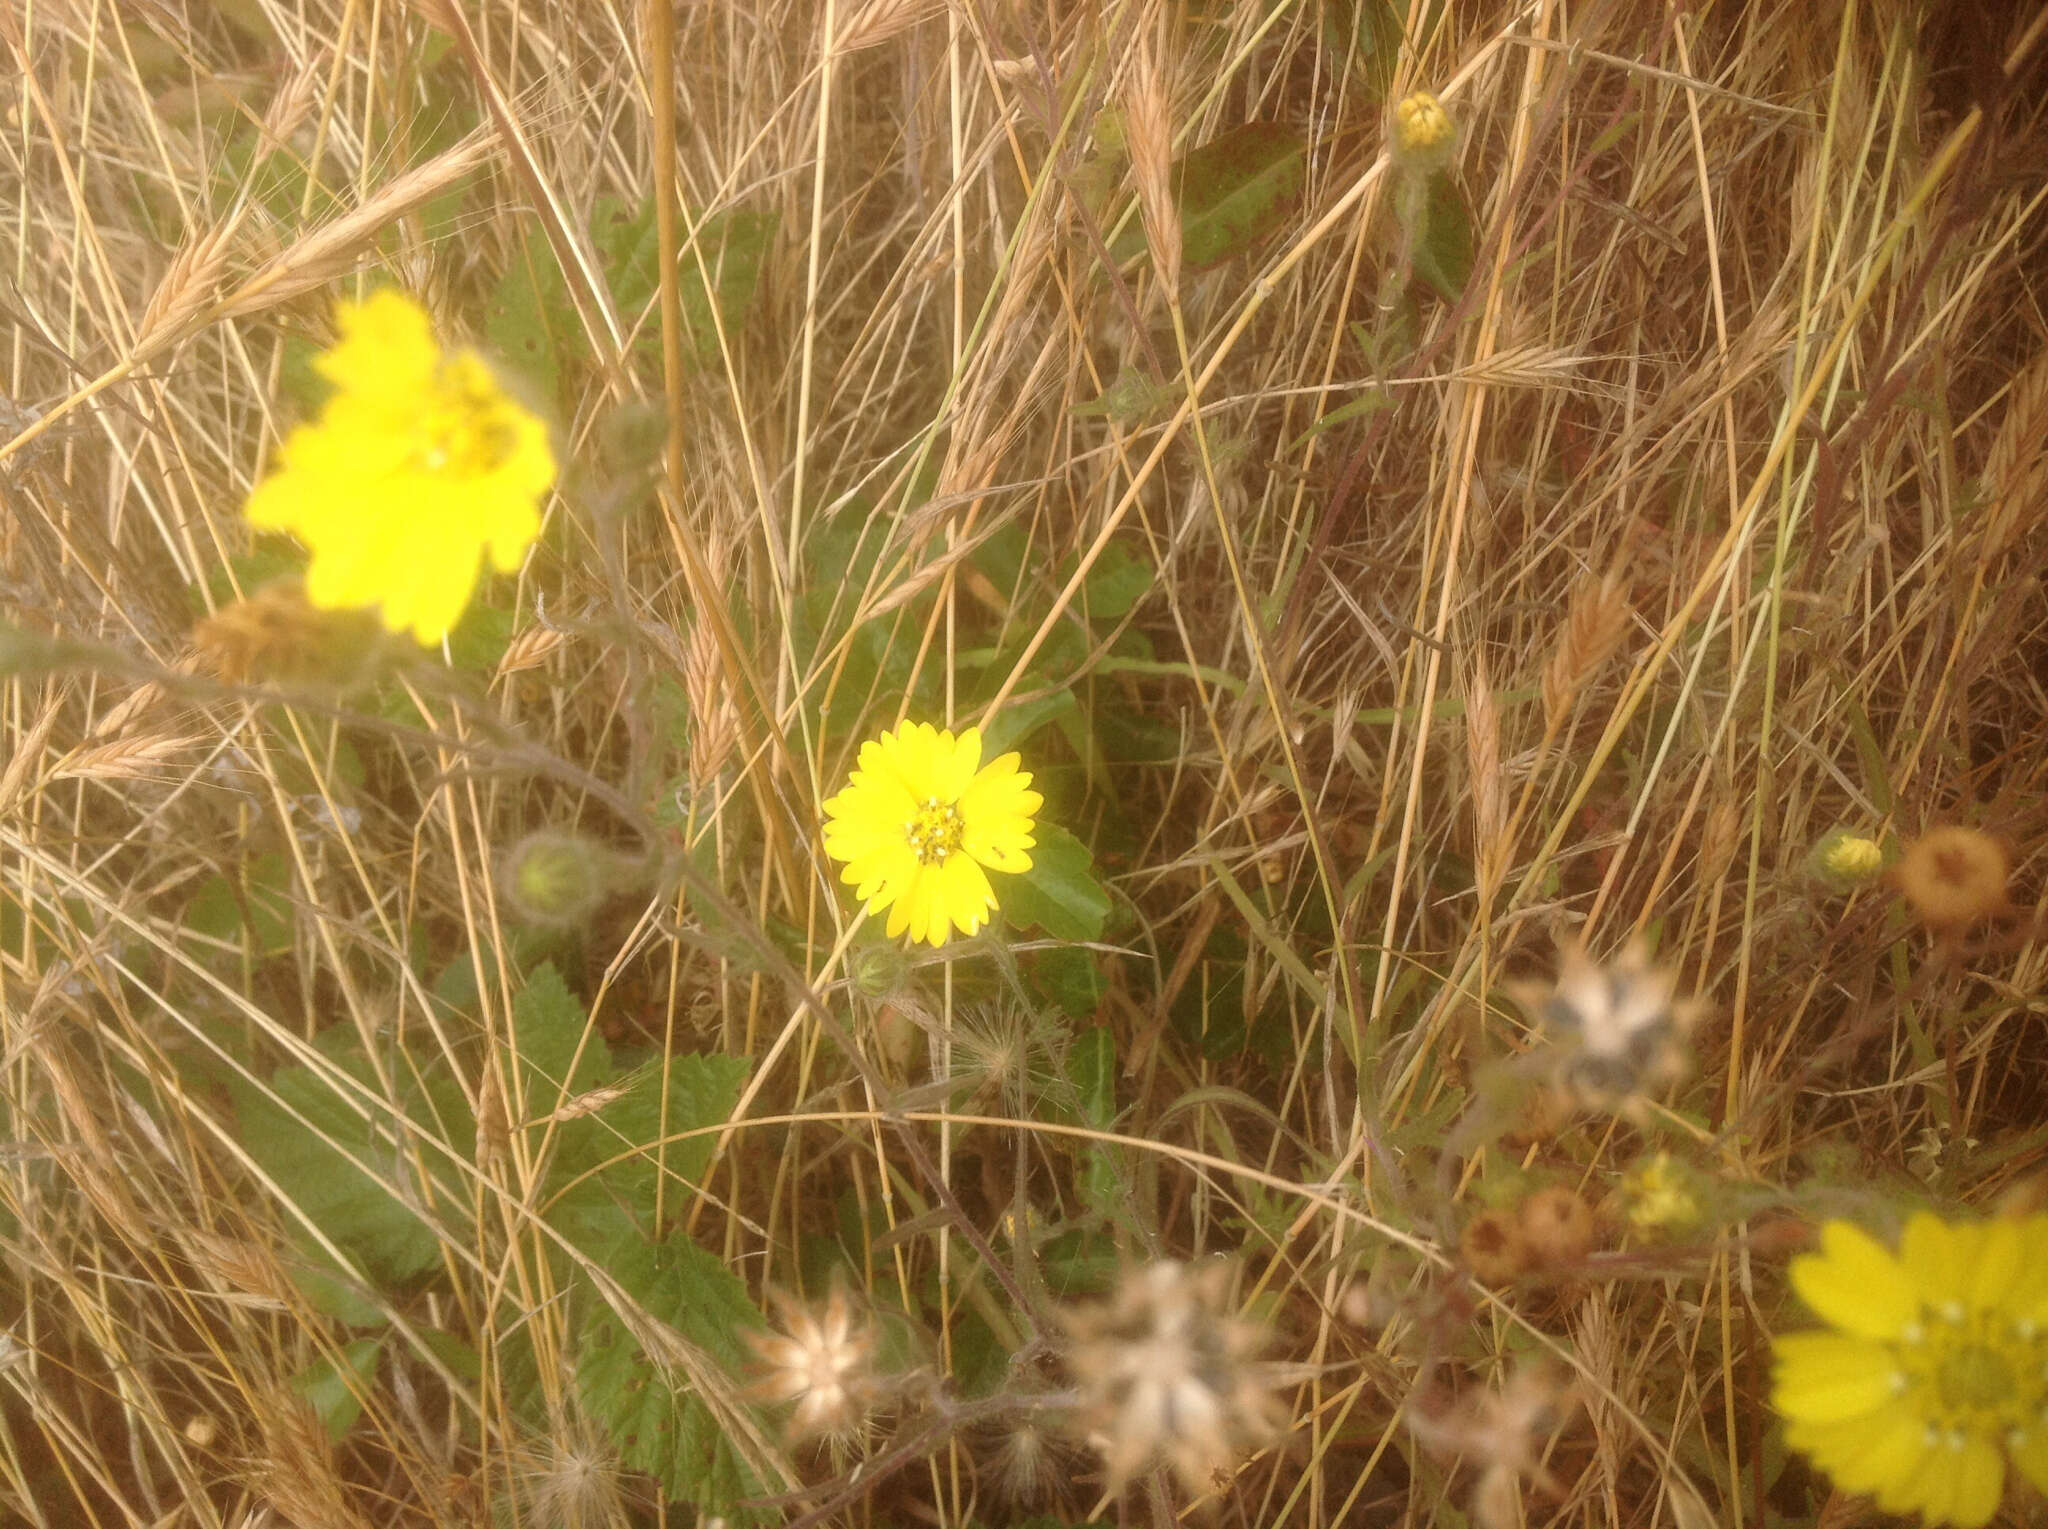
[184,851,295,957]
[575,1231,771,1520]
[1077,539,1153,623]
[232,1039,462,1286]
[595,196,777,367]
[513,963,613,1112]
[291,1337,383,1442]
[1005,823,1111,941]
[1028,943,1108,1020]
[980,690,1078,760]
[1410,171,1474,303]
[545,1053,750,1254]
[486,231,574,400]
[1174,123,1306,270]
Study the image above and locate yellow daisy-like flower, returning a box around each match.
[246,290,555,644]
[821,722,1042,948]
[1772,1214,2048,1528]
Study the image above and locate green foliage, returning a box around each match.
[184,851,296,959]
[1174,123,1308,270]
[290,1337,384,1442]
[1006,823,1111,941]
[573,1231,770,1521]
[1407,171,1474,303]
[1108,123,1306,271]
[231,1031,468,1289]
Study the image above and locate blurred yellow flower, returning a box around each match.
[821,722,1041,947]
[1773,1214,2048,1528]
[246,290,555,644]
[1621,1153,1699,1231]
[1820,834,1884,881]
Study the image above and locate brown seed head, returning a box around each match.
[1889,826,2013,931]
[1460,1209,1530,1284]
[1516,1187,1598,1267]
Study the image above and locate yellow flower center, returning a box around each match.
[417,363,519,476]
[1893,1307,2046,1434]
[904,797,965,866]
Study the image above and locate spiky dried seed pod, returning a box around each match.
[746,1285,874,1443]
[1058,1260,1287,1496]
[1506,938,1708,1114]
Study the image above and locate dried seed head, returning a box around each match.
[1508,938,1708,1114]
[747,1285,874,1443]
[1407,1365,1581,1529]
[191,580,385,689]
[1516,1187,1598,1267]
[1460,1209,1530,1284]
[1889,826,2013,931]
[1059,1260,1287,1496]
[504,1424,626,1529]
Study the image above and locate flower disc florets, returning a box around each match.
[245,291,555,644]
[821,722,1043,947]
[1773,1214,2048,1527]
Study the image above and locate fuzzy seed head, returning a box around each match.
[1461,1209,1530,1284]
[1517,1186,1599,1267]
[1059,1260,1287,1496]
[747,1286,874,1443]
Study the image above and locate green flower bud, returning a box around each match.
[500,830,611,929]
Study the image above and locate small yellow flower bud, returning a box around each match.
[1808,828,1886,893]
[1820,834,1883,881]
[1621,1153,1699,1232]
[1392,91,1457,169]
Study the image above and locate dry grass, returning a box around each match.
[4,1,2048,1526]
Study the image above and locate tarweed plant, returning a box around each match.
[5,4,2048,1529]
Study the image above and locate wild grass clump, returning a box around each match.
[4,3,2047,1527]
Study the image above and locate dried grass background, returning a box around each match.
[3,1,2048,1526]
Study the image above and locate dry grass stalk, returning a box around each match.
[47,734,202,783]
[835,0,950,53]
[215,129,500,320]
[1540,569,1631,733]
[1979,348,2048,564]
[135,217,242,355]
[1465,655,1507,901]
[1124,22,1179,304]
[495,622,572,680]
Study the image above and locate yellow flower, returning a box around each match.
[820,722,1041,947]
[1392,91,1456,166]
[246,290,555,644]
[1822,834,1884,880]
[1621,1152,1700,1232]
[1772,1214,2048,1528]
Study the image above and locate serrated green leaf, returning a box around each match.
[1072,370,1175,423]
[232,1044,461,1286]
[546,1052,750,1253]
[513,963,612,1112]
[291,1337,383,1442]
[1006,823,1110,941]
[575,1231,771,1520]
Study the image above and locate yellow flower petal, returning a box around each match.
[819,721,1043,946]
[2012,1423,2048,1495]
[1771,1332,1900,1423]
[244,290,554,644]
[1791,1221,1920,1339]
